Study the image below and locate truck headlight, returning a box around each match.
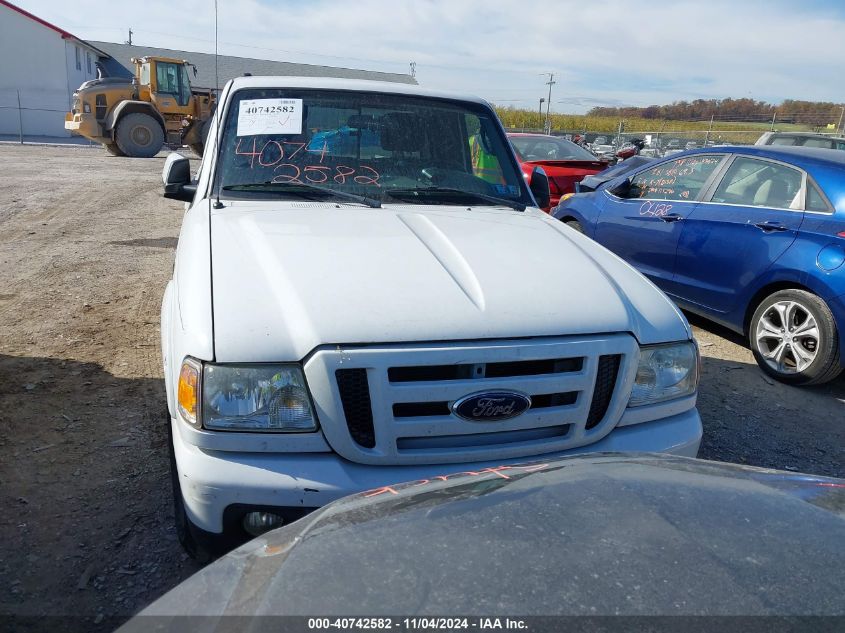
[202,364,318,432]
[628,342,699,407]
[177,357,202,426]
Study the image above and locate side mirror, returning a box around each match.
[162,152,196,202]
[529,166,551,210]
[608,178,632,198]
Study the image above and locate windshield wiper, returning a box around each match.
[385,187,526,211]
[222,181,382,208]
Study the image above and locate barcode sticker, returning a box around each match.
[236,98,303,136]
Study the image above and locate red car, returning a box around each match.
[508,133,608,211]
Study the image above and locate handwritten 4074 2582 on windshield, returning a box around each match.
[233,137,382,185]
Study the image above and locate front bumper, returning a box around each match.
[64,112,103,140]
[172,408,702,533]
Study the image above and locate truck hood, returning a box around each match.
[209,201,689,361]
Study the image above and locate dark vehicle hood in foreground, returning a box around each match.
[124,454,845,621]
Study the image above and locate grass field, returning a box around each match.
[495,106,826,142]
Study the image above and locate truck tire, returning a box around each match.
[188,119,212,157]
[115,112,165,158]
[749,289,842,385]
[103,142,125,157]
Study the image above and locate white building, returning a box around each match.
[0,1,414,139]
[0,0,104,137]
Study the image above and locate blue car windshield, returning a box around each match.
[215,88,532,206]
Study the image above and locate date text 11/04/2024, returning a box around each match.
[307,617,528,630]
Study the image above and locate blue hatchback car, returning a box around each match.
[553,145,845,385]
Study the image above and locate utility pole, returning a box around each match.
[770,110,777,131]
[125,28,133,45]
[838,106,844,134]
[538,98,545,131]
[17,90,23,144]
[542,73,556,134]
[705,114,714,146]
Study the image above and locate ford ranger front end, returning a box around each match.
[160,76,702,559]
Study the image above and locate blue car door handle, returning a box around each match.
[754,221,788,232]
[660,213,684,223]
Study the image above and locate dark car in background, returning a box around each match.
[508,133,607,210]
[554,146,845,385]
[118,453,845,627]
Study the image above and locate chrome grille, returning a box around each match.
[304,335,637,466]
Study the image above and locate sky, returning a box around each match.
[14,0,845,114]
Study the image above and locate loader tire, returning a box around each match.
[104,142,125,157]
[188,119,212,157]
[115,112,165,158]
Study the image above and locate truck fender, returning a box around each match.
[104,100,166,134]
[161,279,176,417]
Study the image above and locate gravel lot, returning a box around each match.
[0,144,843,630]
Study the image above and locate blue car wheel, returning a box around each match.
[749,289,842,385]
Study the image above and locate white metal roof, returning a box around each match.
[89,41,417,89]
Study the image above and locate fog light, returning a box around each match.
[243,511,284,537]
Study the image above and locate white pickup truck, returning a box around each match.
[161,76,702,560]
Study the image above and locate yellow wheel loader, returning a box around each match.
[65,56,215,158]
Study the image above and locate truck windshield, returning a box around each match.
[215,88,532,207]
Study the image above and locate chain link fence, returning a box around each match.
[505,124,845,159]
[0,88,95,144]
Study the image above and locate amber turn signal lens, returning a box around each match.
[177,359,201,425]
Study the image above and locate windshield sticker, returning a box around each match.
[237,99,303,136]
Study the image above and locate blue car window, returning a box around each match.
[711,157,802,210]
[628,155,723,201]
[806,181,833,213]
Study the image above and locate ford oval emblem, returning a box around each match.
[452,390,532,422]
